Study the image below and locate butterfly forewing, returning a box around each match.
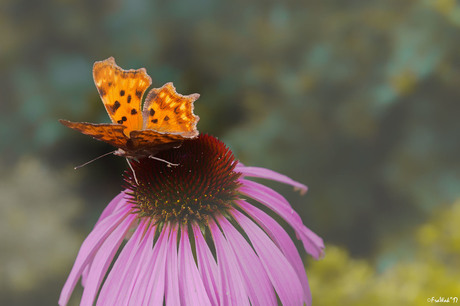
[59,120,129,150]
[93,57,151,135]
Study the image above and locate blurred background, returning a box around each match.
[1,0,460,305]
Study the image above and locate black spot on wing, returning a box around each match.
[98,87,106,97]
[131,109,137,115]
[116,116,127,125]
[120,90,125,96]
[135,90,142,99]
[111,101,121,114]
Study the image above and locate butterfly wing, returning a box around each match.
[142,82,199,138]
[59,119,129,150]
[129,130,185,155]
[93,57,152,135]
[61,59,200,159]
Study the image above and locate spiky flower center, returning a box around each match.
[125,135,241,224]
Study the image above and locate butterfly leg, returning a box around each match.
[148,155,179,167]
[126,158,139,185]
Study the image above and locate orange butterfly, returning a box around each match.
[60,57,200,160]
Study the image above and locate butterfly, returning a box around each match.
[60,57,200,161]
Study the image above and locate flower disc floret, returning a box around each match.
[126,134,241,224]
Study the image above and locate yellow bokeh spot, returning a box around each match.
[307,199,460,306]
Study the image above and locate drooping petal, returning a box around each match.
[209,219,249,306]
[143,227,168,305]
[127,224,166,305]
[178,226,212,306]
[81,191,131,286]
[232,209,304,306]
[239,179,324,259]
[240,178,296,211]
[59,207,132,306]
[192,224,220,305]
[217,215,277,306]
[237,200,311,305]
[235,164,308,194]
[165,224,180,305]
[80,213,137,305]
[95,190,129,225]
[96,220,148,305]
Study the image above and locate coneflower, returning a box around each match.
[59,134,324,306]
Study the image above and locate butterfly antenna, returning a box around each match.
[74,150,116,170]
[148,155,179,167]
[126,158,139,185]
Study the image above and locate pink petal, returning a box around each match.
[232,209,304,306]
[124,226,162,305]
[82,191,130,286]
[235,165,308,194]
[192,224,220,305]
[80,213,136,305]
[127,224,166,305]
[178,226,212,306]
[239,179,324,259]
[238,200,311,305]
[144,228,168,305]
[240,178,297,212]
[217,215,277,306]
[165,225,180,305]
[209,219,249,306]
[59,207,132,306]
[95,190,129,225]
[96,220,147,305]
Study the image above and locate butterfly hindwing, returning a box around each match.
[93,57,151,135]
[142,82,199,138]
[129,129,185,154]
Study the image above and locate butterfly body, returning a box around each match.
[60,57,199,159]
